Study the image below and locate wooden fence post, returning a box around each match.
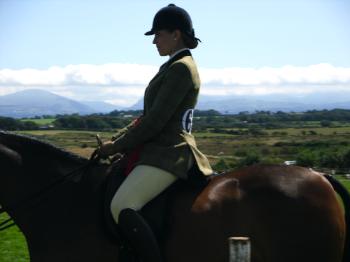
[228,237,251,262]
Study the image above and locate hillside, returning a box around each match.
[128,93,350,113]
[1,89,350,118]
[0,89,116,118]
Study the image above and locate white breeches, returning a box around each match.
[110,165,178,224]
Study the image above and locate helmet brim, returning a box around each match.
[144,30,155,36]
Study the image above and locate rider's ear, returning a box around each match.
[173,30,182,41]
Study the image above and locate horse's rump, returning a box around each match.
[171,164,346,262]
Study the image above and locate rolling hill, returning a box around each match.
[0,89,115,118]
[1,89,349,118]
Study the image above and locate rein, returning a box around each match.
[0,150,100,232]
[0,217,14,231]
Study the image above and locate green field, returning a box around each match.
[338,177,350,192]
[20,118,56,125]
[1,128,350,261]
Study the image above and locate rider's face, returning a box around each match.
[153,30,178,56]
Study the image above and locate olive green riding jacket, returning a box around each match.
[112,50,212,179]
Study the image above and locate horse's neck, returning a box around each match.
[0,140,77,210]
[0,133,119,261]
[21,163,119,261]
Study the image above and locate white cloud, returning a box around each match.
[199,63,350,86]
[0,63,349,107]
[0,64,158,86]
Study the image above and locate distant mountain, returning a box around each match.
[128,93,350,114]
[0,89,96,118]
[2,89,349,118]
[195,94,350,113]
[82,101,121,113]
[128,99,143,110]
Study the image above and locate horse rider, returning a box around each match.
[98,4,213,262]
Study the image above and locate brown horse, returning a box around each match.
[0,131,348,262]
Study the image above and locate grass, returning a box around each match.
[265,126,350,136]
[338,177,350,192]
[0,214,29,262]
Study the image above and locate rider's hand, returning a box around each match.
[98,141,118,158]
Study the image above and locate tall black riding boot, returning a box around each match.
[118,208,162,262]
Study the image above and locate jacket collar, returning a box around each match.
[159,49,192,72]
[169,48,190,60]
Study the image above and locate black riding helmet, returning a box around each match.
[145,4,201,49]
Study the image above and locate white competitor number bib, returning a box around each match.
[182,109,194,133]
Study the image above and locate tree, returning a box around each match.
[54,116,86,129]
[320,120,332,127]
[341,149,350,168]
[296,150,317,167]
[85,117,110,129]
[238,152,261,167]
[21,121,39,130]
[319,151,342,168]
[213,158,229,172]
[0,117,19,130]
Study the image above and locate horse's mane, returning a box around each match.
[0,130,87,164]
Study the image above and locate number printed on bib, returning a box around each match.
[182,109,194,133]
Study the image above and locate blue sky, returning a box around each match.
[0,0,349,106]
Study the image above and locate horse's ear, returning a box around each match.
[0,143,22,166]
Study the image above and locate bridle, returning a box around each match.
[0,150,101,232]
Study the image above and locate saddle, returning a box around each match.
[102,156,213,244]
